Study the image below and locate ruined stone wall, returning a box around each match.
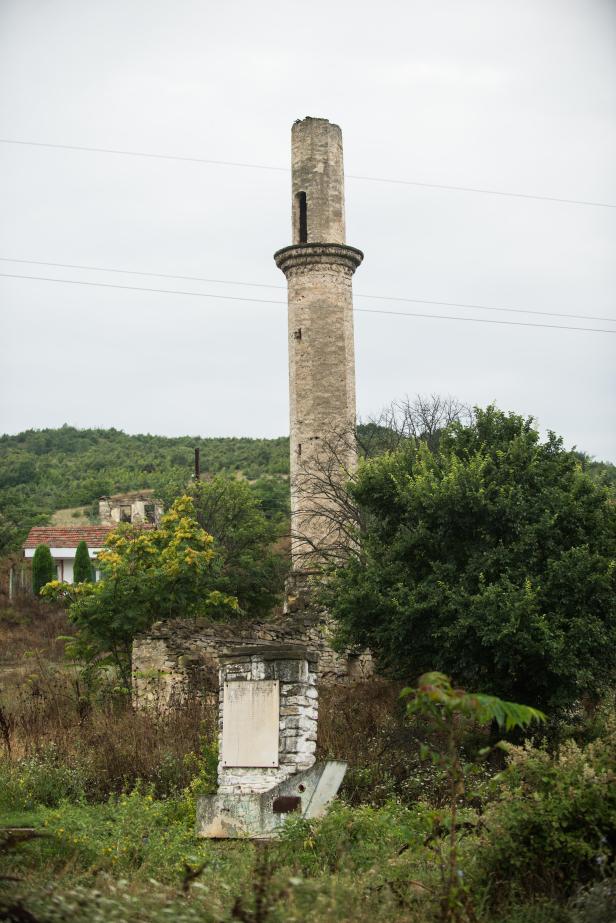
[132,604,372,708]
[99,493,163,526]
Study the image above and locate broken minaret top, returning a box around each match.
[291,117,346,245]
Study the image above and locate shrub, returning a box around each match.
[73,540,92,583]
[0,788,219,884]
[473,717,616,908]
[0,744,89,811]
[32,544,54,594]
[276,800,432,875]
[42,496,240,685]
[569,875,616,923]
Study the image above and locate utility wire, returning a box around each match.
[1,271,614,335]
[1,137,614,209]
[1,257,613,325]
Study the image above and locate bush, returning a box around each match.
[0,788,224,885]
[0,744,89,811]
[569,875,616,923]
[473,717,616,908]
[42,496,240,685]
[32,544,54,594]
[276,800,432,875]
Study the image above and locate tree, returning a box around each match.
[290,395,474,568]
[187,476,288,617]
[42,496,239,685]
[324,406,616,711]
[32,544,54,594]
[73,540,92,583]
[0,511,18,558]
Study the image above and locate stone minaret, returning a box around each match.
[274,117,363,570]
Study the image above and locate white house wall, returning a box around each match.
[23,546,104,585]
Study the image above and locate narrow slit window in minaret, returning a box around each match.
[297,191,307,243]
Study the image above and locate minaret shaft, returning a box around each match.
[275,118,363,569]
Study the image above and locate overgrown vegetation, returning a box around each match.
[1,406,615,921]
[326,407,616,712]
[42,496,244,686]
[0,609,614,923]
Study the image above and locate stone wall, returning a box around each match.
[132,600,372,708]
[217,646,317,795]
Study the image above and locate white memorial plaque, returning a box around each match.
[221,680,280,768]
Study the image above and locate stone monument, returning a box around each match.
[196,644,346,838]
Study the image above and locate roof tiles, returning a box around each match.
[23,524,154,550]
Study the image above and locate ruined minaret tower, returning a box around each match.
[274,117,363,570]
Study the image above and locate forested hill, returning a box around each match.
[0,426,290,554]
[1,425,614,557]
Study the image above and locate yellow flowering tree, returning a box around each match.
[43,496,238,685]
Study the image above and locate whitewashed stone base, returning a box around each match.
[216,645,318,796]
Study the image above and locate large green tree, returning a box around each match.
[324,407,616,711]
[32,544,55,594]
[183,476,288,617]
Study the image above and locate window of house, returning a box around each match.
[120,505,132,523]
[144,503,156,523]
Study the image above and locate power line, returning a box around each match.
[1,257,613,325]
[0,256,283,291]
[354,305,616,334]
[1,137,614,209]
[0,138,287,173]
[357,292,616,325]
[2,271,614,335]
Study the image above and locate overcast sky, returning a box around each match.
[1,0,614,460]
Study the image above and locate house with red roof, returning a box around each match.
[18,492,162,590]
[22,525,115,584]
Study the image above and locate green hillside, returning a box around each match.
[1,424,614,557]
[0,426,290,554]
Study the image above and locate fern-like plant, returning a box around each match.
[401,672,545,923]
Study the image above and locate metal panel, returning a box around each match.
[221,680,280,768]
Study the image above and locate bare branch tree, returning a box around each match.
[357,394,474,458]
[291,395,473,570]
[291,424,363,571]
